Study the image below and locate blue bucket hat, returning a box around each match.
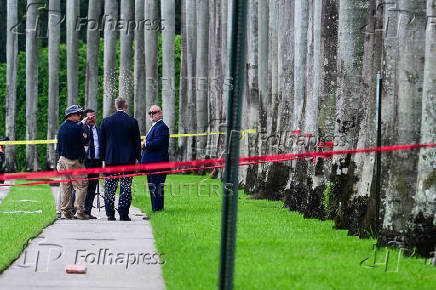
[65,105,83,119]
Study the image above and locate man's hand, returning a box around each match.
[83,133,90,146]
[141,140,146,150]
[80,116,89,125]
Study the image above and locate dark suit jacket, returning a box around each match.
[100,111,141,166]
[141,120,170,164]
[83,124,101,160]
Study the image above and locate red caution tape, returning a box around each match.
[317,141,334,148]
[0,142,435,187]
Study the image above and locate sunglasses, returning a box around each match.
[148,111,160,115]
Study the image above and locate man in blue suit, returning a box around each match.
[141,105,169,213]
[100,98,141,221]
[72,108,102,219]
[83,109,102,218]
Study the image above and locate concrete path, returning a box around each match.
[0,180,13,204]
[0,185,165,290]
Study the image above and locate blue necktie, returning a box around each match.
[89,126,95,159]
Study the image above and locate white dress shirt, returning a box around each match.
[84,125,100,159]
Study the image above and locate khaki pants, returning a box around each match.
[57,156,88,215]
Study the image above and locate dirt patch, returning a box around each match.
[379,214,436,258]
[304,184,326,220]
[284,159,307,211]
[259,162,290,201]
[410,213,436,257]
[252,162,290,201]
[329,154,359,227]
[244,164,259,195]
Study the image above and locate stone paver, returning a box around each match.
[0,185,165,290]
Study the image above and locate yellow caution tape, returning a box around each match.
[0,139,58,145]
[240,128,257,139]
[0,129,257,145]
[167,132,226,138]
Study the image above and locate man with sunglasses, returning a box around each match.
[141,105,169,213]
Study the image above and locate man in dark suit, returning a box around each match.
[141,105,169,213]
[100,98,141,221]
[72,109,102,218]
[82,109,102,219]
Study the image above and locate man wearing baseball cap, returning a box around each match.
[57,105,90,220]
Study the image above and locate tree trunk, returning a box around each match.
[26,0,39,172]
[255,0,288,201]
[305,0,338,220]
[244,0,260,193]
[283,0,309,210]
[206,0,218,162]
[277,0,294,137]
[292,0,309,132]
[144,0,159,130]
[330,0,368,228]
[134,0,146,134]
[304,0,319,136]
[380,0,399,233]
[412,0,436,256]
[221,0,229,123]
[119,0,134,114]
[293,0,323,218]
[257,0,268,159]
[195,0,209,159]
[185,0,197,161]
[239,0,252,184]
[210,0,228,173]
[381,0,426,247]
[317,0,338,154]
[178,0,188,161]
[66,0,79,106]
[103,0,118,118]
[46,0,61,170]
[342,0,383,235]
[268,0,279,139]
[85,0,101,111]
[261,0,295,200]
[5,0,18,172]
[221,0,228,83]
[162,0,176,160]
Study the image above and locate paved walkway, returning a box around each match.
[0,180,13,204]
[0,185,165,290]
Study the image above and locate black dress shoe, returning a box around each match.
[120,216,131,221]
[142,216,150,220]
[108,216,116,221]
[88,214,97,219]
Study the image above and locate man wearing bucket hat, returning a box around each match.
[57,105,90,220]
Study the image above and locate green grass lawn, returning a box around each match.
[132,174,436,290]
[0,181,56,272]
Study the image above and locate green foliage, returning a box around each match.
[322,181,334,217]
[0,36,181,171]
[423,169,436,191]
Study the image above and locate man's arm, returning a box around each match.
[133,119,142,162]
[100,120,106,161]
[56,127,62,160]
[145,125,169,150]
[80,124,90,146]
